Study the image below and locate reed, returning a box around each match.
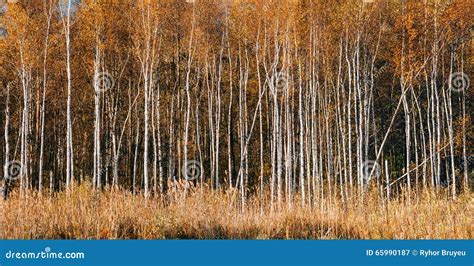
[1,182,472,239]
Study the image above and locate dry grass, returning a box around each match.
[1,182,473,239]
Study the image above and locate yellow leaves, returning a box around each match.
[0,4,45,68]
[2,4,28,37]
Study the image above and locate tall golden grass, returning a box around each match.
[1,182,472,239]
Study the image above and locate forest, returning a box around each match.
[0,0,473,239]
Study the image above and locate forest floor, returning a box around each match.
[1,182,472,239]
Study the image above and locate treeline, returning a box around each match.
[0,0,472,208]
